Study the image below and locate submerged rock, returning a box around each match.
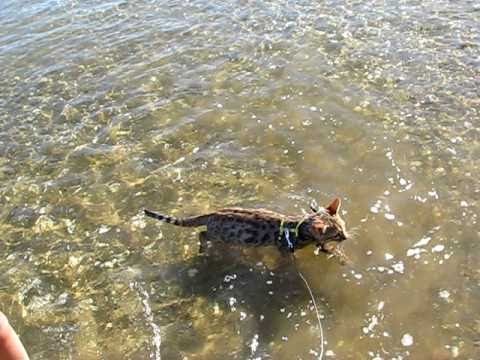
[0,165,15,178]
[7,206,39,228]
[67,144,117,161]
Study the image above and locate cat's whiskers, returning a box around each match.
[344,225,360,240]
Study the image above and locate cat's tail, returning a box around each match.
[144,209,211,227]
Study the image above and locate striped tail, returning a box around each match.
[144,209,211,227]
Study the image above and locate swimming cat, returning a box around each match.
[144,198,349,260]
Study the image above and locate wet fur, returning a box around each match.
[144,198,348,256]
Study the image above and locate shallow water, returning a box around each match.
[0,0,479,359]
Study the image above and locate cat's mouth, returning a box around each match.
[321,241,351,265]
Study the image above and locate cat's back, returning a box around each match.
[216,207,286,221]
[207,207,285,245]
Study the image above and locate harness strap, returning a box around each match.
[278,216,308,252]
[284,227,294,250]
[294,216,306,237]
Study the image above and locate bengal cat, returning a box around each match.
[144,198,349,261]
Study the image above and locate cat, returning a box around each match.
[144,198,349,261]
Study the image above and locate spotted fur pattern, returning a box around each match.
[144,198,348,256]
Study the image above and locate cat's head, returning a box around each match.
[308,198,349,255]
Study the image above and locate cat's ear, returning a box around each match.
[326,198,341,216]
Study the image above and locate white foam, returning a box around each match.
[432,244,445,253]
[132,282,162,360]
[401,333,414,347]
[249,334,259,354]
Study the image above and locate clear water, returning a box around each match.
[1,0,479,359]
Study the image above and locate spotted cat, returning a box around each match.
[144,198,349,260]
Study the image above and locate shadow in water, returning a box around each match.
[131,243,333,359]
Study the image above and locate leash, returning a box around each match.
[285,227,325,360]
